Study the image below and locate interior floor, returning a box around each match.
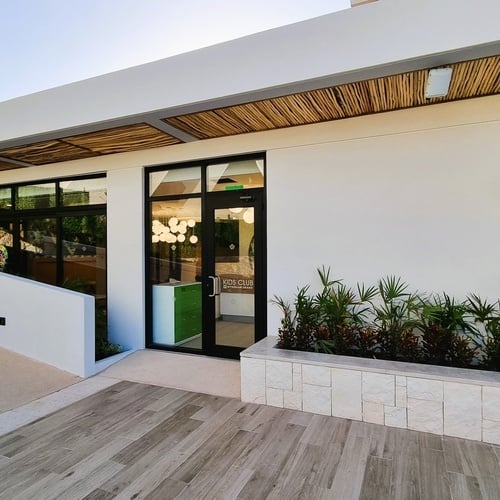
[181,320,254,349]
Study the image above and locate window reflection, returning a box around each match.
[150,198,201,284]
[20,218,57,285]
[17,183,56,210]
[207,159,264,192]
[149,167,201,197]
[60,178,107,206]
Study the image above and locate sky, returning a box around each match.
[0,0,350,103]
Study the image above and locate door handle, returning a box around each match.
[208,275,217,297]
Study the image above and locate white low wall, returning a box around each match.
[241,337,500,445]
[0,273,95,377]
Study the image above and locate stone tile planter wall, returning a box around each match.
[240,337,500,445]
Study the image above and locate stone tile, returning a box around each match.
[240,358,266,404]
[362,372,394,406]
[444,382,481,441]
[0,410,36,436]
[302,365,331,387]
[483,386,500,422]
[483,419,500,446]
[407,398,443,435]
[332,368,362,421]
[407,377,443,402]
[396,385,407,408]
[396,375,407,387]
[385,405,407,429]
[363,401,384,425]
[266,387,284,408]
[292,363,302,392]
[303,384,332,416]
[284,390,302,411]
[266,360,292,390]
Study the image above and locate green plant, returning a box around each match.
[418,293,477,367]
[314,266,377,354]
[272,285,317,351]
[273,267,500,372]
[371,276,421,361]
[467,294,500,371]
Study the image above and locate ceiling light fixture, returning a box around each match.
[425,68,453,99]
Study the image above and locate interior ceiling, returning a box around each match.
[0,55,498,170]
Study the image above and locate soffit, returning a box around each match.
[0,55,498,170]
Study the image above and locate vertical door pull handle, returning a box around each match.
[208,275,217,297]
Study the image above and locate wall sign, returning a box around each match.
[220,274,254,294]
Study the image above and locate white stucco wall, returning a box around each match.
[106,167,145,349]
[0,273,94,376]
[0,95,498,351]
[266,110,500,333]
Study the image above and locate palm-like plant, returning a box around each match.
[314,266,377,354]
[467,294,500,371]
[371,276,421,360]
[418,293,477,367]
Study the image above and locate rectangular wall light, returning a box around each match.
[425,68,453,98]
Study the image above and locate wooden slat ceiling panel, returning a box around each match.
[0,56,497,169]
[164,56,500,140]
[0,160,26,171]
[0,123,181,166]
[0,140,98,166]
[64,123,181,154]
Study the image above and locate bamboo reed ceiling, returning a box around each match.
[0,56,498,169]
[164,56,500,139]
[0,124,180,166]
[0,160,25,171]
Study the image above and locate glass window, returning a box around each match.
[0,221,13,273]
[60,177,106,206]
[17,183,56,210]
[149,167,201,197]
[62,215,107,296]
[0,187,12,210]
[151,198,202,349]
[19,218,58,285]
[150,198,201,284]
[207,159,264,192]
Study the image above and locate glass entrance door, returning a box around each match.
[147,155,266,359]
[203,190,265,357]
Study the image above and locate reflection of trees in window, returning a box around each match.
[17,185,56,210]
[62,215,106,256]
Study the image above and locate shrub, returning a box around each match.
[273,268,499,371]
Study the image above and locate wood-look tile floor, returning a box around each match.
[1,381,499,500]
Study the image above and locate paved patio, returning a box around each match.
[1,380,500,499]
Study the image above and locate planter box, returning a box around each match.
[240,336,500,445]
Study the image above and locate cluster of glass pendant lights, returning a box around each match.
[151,218,198,244]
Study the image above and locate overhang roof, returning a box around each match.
[0,0,499,171]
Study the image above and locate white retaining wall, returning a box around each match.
[241,337,500,445]
[0,273,95,377]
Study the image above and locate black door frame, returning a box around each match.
[202,188,266,358]
[145,153,267,359]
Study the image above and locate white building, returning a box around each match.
[0,0,499,376]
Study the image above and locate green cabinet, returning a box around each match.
[152,282,202,345]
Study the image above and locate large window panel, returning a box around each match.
[62,215,107,297]
[17,183,56,210]
[150,198,202,284]
[20,218,58,285]
[149,167,202,197]
[0,187,12,210]
[0,221,14,273]
[60,177,107,206]
[207,159,264,192]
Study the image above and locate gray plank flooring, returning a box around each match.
[0,380,499,500]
